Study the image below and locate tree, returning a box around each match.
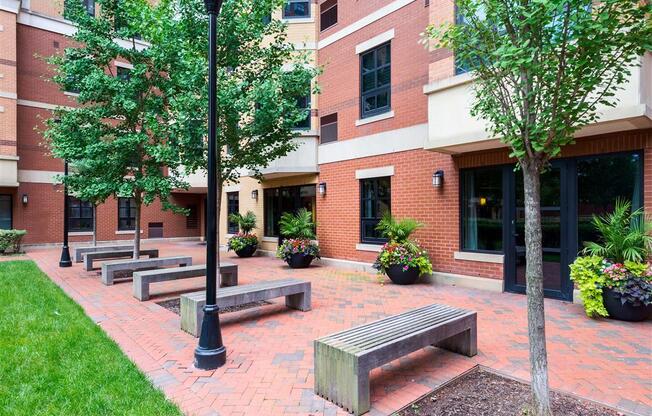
[45,0,197,259]
[426,0,651,414]
[151,0,318,275]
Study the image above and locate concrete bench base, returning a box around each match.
[181,279,311,337]
[314,304,477,415]
[83,249,159,271]
[133,263,238,301]
[101,256,192,286]
[74,245,133,263]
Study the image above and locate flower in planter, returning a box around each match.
[276,238,321,262]
[227,232,258,252]
[276,209,320,263]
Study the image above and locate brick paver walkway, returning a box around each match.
[26,242,652,416]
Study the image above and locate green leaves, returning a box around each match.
[279,208,316,240]
[228,211,257,234]
[375,213,423,245]
[569,255,609,317]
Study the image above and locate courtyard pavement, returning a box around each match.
[26,241,652,416]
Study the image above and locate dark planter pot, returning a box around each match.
[603,288,652,322]
[386,264,420,285]
[235,244,257,258]
[286,252,314,269]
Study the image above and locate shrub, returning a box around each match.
[373,214,432,277]
[279,209,316,240]
[227,232,258,252]
[0,230,27,254]
[582,199,652,263]
[228,211,256,234]
[276,238,320,262]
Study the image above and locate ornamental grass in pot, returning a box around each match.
[570,200,652,321]
[372,214,432,285]
[276,208,320,268]
[227,211,258,258]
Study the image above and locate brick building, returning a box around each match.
[1,0,651,302]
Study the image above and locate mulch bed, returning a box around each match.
[157,298,271,315]
[399,368,622,416]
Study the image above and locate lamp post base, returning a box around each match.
[59,246,72,268]
[194,304,227,369]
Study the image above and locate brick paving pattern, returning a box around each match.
[26,242,652,416]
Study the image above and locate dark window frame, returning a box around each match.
[294,93,311,130]
[360,42,392,119]
[227,192,239,234]
[68,196,94,232]
[0,194,12,230]
[283,0,311,19]
[320,113,338,144]
[263,185,317,238]
[118,197,136,231]
[360,177,391,244]
[320,0,337,31]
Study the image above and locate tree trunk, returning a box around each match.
[521,160,552,416]
[133,193,142,260]
[92,205,97,246]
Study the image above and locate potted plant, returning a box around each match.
[227,211,258,258]
[570,200,652,321]
[276,208,320,268]
[373,214,433,285]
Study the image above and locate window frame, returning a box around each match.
[359,42,392,119]
[319,0,337,31]
[293,93,312,130]
[0,194,12,230]
[117,197,136,231]
[359,177,391,244]
[226,192,239,234]
[68,196,94,232]
[282,0,311,19]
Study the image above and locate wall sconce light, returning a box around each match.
[318,182,327,196]
[432,170,444,188]
[21,194,28,205]
[251,189,258,200]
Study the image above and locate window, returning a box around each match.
[283,0,310,19]
[68,197,94,232]
[264,185,316,238]
[186,205,199,229]
[0,195,11,230]
[227,192,239,234]
[117,66,131,81]
[118,197,136,230]
[360,177,391,243]
[461,167,504,252]
[294,94,311,130]
[64,0,95,17]
[320,113,338,143]
[360,43,391,119]
[320,0,337,31]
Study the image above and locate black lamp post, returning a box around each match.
[194,0,226,370]
[59,159,72,267]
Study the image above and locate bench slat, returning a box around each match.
[101,256,192,286]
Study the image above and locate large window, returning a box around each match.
[68,197,94,232]
[360,177,391,243]
[118,197,136,230]
[283,0,310,18]
[360,43,391,119]
[227,192,239,234]
[264,185,316,238]
[461,167,504,252]
[0,195,11,230]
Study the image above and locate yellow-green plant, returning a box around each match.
[569,255,608,318]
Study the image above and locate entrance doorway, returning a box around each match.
[263,185,316,243]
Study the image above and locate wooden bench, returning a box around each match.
[83,249,159,271]
[132,263,238,301]
[74,245,133,263]
[180,278,311,337]
[314,304,477,415]
[101,256,192,286]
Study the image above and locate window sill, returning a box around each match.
[69,231,93,236]
[64,91,79,97]
[262,236,278,243]
[115,230,143,235]
[454,251,504,264]
[355,111,394,127]
[282,17,314,24]
[356,243,383,253]
[423,72,475,95]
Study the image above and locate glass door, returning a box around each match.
[506,163,573,300]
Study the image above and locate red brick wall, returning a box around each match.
[316,129,652,279]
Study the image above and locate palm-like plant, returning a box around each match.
[279,208,316,240]
[229,211,257,234]
[375,213,423,244]
[583,199,652,263]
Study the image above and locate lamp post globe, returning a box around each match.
[194,0,227,370]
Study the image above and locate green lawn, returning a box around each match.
[0,260,182,416]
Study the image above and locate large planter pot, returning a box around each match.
[235,244,257,258]
[286,252,314,269]
[603,288,652,322]
[386,264,420,285]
